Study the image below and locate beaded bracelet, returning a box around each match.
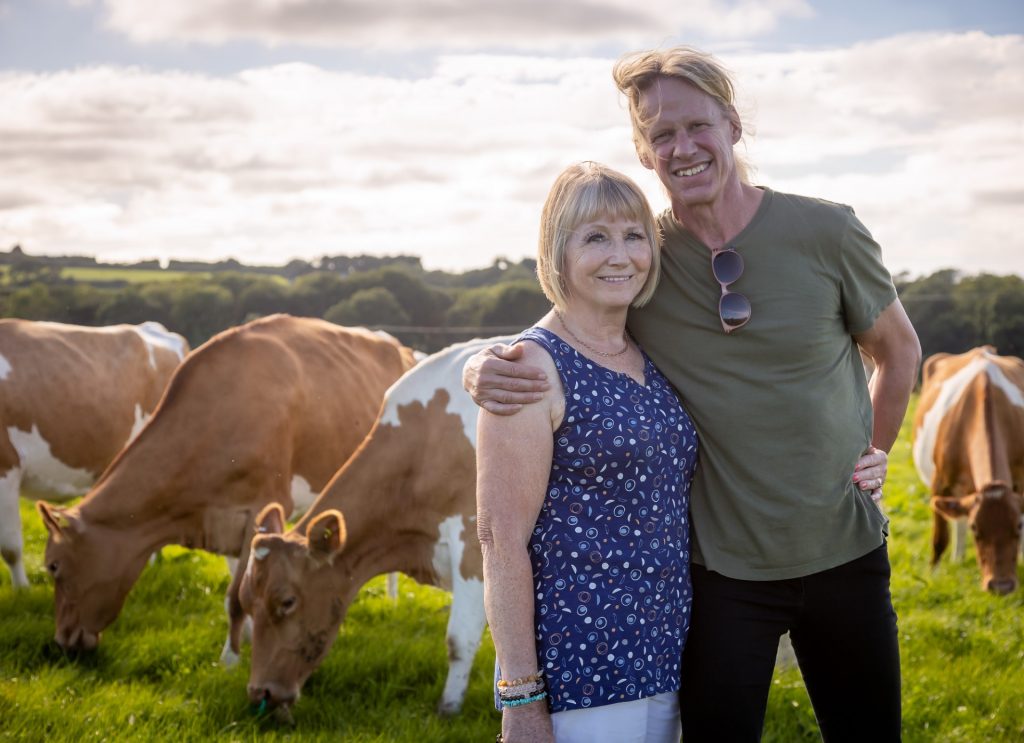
[498,678,546,699]
[497,672,543,688]
[502,691,548,708]
[498,675,546,703]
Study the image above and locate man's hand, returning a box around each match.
[463,343,550,415]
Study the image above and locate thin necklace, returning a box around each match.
[554,309,630,358]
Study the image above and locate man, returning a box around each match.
[464,47,920,742]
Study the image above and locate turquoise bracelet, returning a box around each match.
[502,691,548,708]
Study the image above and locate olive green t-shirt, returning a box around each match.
[628,188,897,580]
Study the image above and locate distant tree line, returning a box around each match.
[0,245,547,351]
[1,245,1021,360]
[895,270,1024,361]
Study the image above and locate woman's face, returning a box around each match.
[562,214,652,312]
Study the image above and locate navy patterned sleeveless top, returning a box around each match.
[518,326,698,713]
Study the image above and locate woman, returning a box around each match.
[468,46,911,743]
[476,161,698,743]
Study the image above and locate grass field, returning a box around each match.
[59,267,212,283]
[2,405,1022,742]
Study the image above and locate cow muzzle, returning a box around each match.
[984,576,1018,595]
[247,680,298,711]
[55,625,99,652]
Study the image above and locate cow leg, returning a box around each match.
[0,467,28,588]
[931,509,949,566]
[438,577,486,716]
[221,538,254,667]
[224,556,252,644]
[952,518,968,562]
[386,572,399,600]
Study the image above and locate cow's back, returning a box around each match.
[299,335,513,581]
[89,315,416,520]
[913,347,1024,493]
[244,316,418,491]
[0,319,187,483]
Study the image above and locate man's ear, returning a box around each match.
[727,105,742,145]
[637,143,654,170]
[633,135,654,170]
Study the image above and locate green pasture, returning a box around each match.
[57,267,291,285]
[0,265,293,285]
[2,406,1023,742]
[59,267,212,284]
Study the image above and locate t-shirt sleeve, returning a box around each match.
[838,208,898,335]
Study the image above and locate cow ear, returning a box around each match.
[307,510,346,560]
[37,502,82,538]
[931,495,975,519]
[255,503,286,536]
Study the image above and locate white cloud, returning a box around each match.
[0,57,650,268]
[1,31,1021,278]
[728,32,1024,276]
[97,0,814,48]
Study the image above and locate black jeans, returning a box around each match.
[679,543,901,742]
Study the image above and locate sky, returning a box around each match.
[0,0,1021,278]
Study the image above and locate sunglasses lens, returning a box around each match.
[720,291,751,328]
[712,249,744,285]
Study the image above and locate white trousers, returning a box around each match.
[550,691,681,743]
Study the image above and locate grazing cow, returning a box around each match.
[0,319,187,587]
[37,315,417,659]
[912,346,1024,594]
[240,336,511,717]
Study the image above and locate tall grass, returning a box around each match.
[2,405,1022,741]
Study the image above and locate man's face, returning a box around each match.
[637,76,741,211]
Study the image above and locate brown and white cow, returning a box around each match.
[37,314,417,660]
[240,336,511,717]
[1,319,188,588]
[912,346,1024,594]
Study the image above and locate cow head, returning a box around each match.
[240,503,353,714]
[932,482,1023,595]
[37,501,148,650]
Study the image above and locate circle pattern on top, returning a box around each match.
[516,326,698,713]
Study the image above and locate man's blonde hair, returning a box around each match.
[537,162,660,310]
[612,46,750,182]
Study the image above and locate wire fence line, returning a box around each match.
[374,324,527,335]
[370,324,527,352]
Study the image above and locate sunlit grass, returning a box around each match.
[57,267,291,285]
[59,267,212,283]
[3,400,1023,741]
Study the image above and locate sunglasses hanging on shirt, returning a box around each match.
[711,247,751,333]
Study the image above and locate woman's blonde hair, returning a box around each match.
[536,161,660,310]
[612,46,750,183]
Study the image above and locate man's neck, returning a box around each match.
[671,183,764,250]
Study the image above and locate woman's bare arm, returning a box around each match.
[476,342,561,742]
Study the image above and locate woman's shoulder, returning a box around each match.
[512,324,560,356]
[514,333,561,378]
